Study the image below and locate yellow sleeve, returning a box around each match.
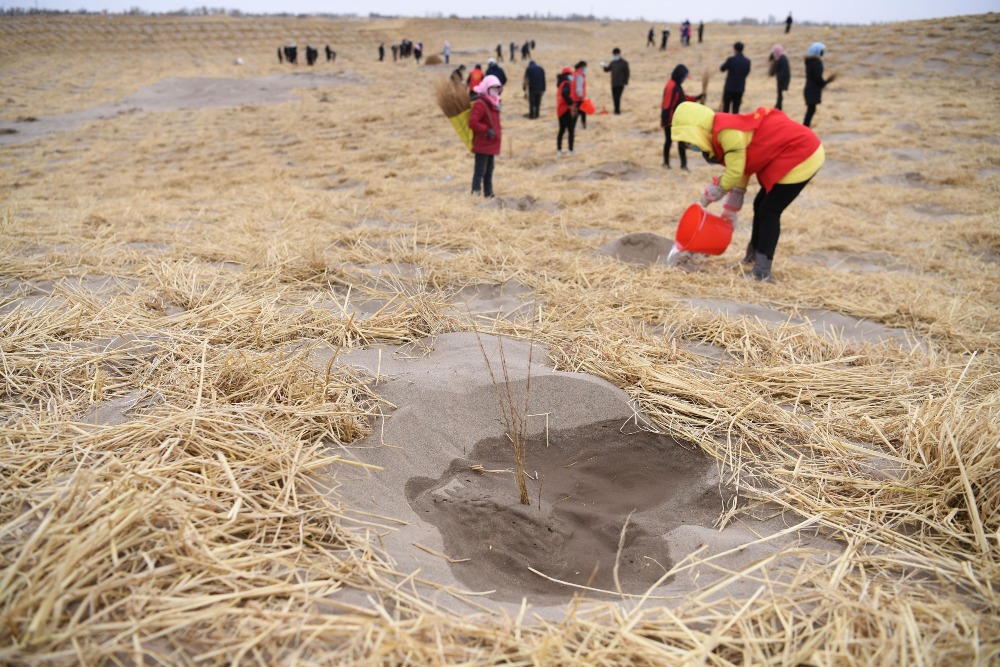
[717,129,752,191]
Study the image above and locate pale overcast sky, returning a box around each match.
[14,0,998,25]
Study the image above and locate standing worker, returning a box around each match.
[524,60,546,119]
[468,75,504,199]
[785,12,793,34]
[602,48,630,115]
[670,103,825,281]
[768,45,790,110]
[572,60,588,129]
[698,21,704,44]
[661,64,705,170]
[803,43,835,127]
[647,27,656,47]
[720,41,751,113]
[556,67,578,155]
[660,28,670,51]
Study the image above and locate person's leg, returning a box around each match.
[803,104,816,127]
[732,92,743,114]
[612,86,622,113]
[663,127,672,166]
[558,113,568,151]
[483,155,495,197]
[749,180,810,278]
[472,153,487,194]
[722,91,732,113]
[775,86,783,110]
[568,112,577,151]
[678,140,688,170]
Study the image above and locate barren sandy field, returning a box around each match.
[1,12,998,665]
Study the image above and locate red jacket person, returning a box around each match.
[671,102,824,281]
[468,74,503,198]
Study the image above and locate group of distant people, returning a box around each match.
[276,44,335,66]
[648,19,705,50]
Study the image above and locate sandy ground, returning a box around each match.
[1,13,997,664]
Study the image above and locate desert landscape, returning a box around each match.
[1,10,998,665]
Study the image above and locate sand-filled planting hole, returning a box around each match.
[406,421,726,603]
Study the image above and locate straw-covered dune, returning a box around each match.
[1,12,998,665]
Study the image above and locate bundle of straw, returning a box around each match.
[434,78,474,152]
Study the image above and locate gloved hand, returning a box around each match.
[721,186,746,227]
[699,177,726,207]
[486,129,495,139]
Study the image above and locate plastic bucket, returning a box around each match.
[674,203,733,255]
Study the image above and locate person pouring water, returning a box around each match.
[670,102,825,281]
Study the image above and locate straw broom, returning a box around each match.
[434,78,473,152]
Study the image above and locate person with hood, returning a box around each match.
[601,48,630,114]
[467,64,485,98]
[803,42,835,127]
[451,64,466,86]
[661,64,705,170]
[768,45,791,110]
[670,102,825,281]
[468,75,504,198]
[486,57,507,85]
[572,60,588,128]
[523,60,546,119]
[556,67,578,155]
[720,42,751,113]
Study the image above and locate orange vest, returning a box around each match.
[468,69,484,91]
[711,107,821,190]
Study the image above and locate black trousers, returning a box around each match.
[803,103,818,127]
[775,86,784,110]
[749,179,811,259]
[722,90,743,113]
[558,111,577,151]
[611,86,624,114]
[663,128,687,168]
[472,153,495,197]
[528,91,543,118]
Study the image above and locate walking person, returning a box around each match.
[803,43,835,127]
[698,21,704,44]
[785,12,793,34]
[660,28,670,51]
[647,27,656,47]
[378,43,385,61]
[556,67,578,155]
[720,41,751,113]
[572,60,588,128]
[768,44,790,110]
[468,75,503,198]
[443,40,451,64]
[602,48,630,114]
[802,45,829,123]
[523,60,546,119]
[671,102,825,281]
[661,64,704,170]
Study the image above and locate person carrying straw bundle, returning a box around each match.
[671,102,824,281]
[468,75,504,198]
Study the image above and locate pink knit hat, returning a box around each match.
[474,74,503,96]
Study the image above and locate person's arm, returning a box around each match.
[717,128,751,191]
[467,101,488,135]
[720,58,729,73]
[623,61,630,85]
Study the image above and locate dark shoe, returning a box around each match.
[663,163,671,169]
[750,252,773,282]
[680,165,690,172]
[742,241,756,264]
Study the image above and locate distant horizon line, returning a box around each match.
[2,6,991,26]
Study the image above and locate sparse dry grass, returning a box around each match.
[1,12,999,666]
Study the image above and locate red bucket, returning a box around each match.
[674,203,733,255]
